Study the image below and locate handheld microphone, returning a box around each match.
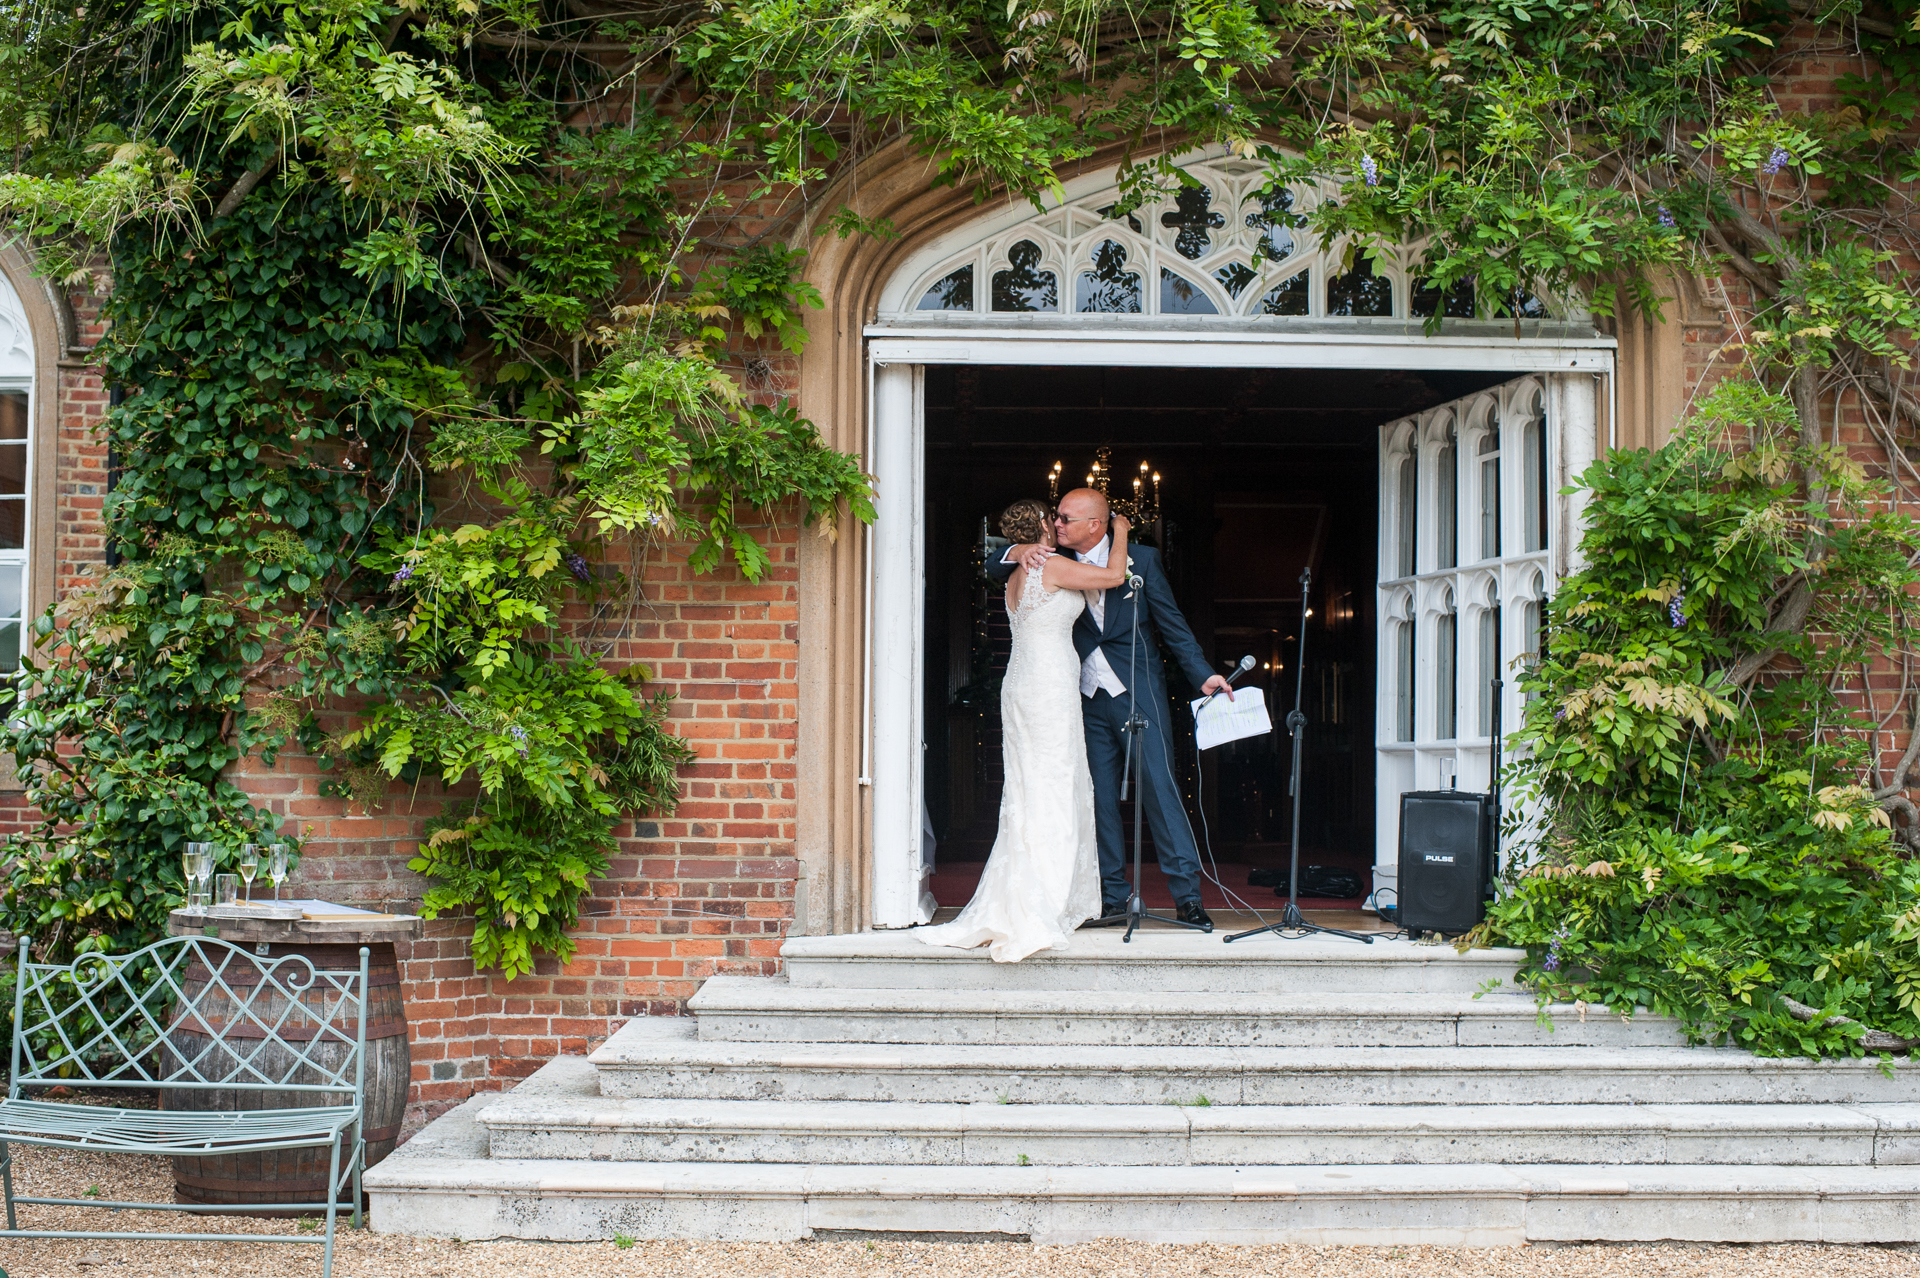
[1201,655,1258,704]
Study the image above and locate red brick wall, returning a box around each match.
[225,520,803,1129]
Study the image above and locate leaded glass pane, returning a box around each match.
[1435,601,1457,740]
[1245,188,1302,263]
[0,441,26,496]
[1396,453,1417,577]
[917,265,974,311]
[1479,416,1500,561]
[1258,271,1309,316]
[1497,288,1550,319]
[1327,254,1393,316]
[1396,619,1415,742]
[1214,262,1257,299]
[1478,602,1500,735]
[991,241,1058,312]
[0,393,25,441]
[1161,186,1224,260]
[1522,393,1547,551]
[1160,269,1217,315]
[0,499,24,551]
[1076,239,1141,313]
[1412,278,1475,319]
[1435,424,1457,570]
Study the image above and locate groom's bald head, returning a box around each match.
[1055,487,1109,553]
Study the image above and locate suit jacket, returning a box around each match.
[988,542,1215,699]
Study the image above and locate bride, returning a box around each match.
[916,500,1132,962]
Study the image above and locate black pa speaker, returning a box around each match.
[1397,790,1497,935]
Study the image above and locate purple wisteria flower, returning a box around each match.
[1669,586,1687,628]
[1761,146,1791,176]
[509,724,529,757]
[1543,924,1571,972]
[391,563,414,585]
[565,552,591,583]
[1360,155,1379,187]
[1657,205,1677,228]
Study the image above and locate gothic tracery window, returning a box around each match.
[893,153,1576,322]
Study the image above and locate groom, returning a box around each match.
[990,487,1233,928]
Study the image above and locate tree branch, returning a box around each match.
[1781,993,1916,1050]
[1784,0,1900,38]
[213,156,278,218]
[474,32,638,53]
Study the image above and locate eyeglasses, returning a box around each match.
[1053,513,1101,524]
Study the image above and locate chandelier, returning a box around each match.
[1047,446,1161,526]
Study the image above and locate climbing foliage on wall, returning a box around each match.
[0,0,1919,978]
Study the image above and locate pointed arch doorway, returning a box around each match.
[793,147,1615,933]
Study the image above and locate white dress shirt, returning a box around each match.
[1076,537,1128,698]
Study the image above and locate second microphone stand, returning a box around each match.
[1226,566,1374,945]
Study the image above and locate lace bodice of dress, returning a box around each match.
[1009,563,1084,636]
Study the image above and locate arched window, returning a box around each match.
[1435,588,1457,741]
[1477,582,1502,736]
[1521,388,1548,552]
[1391,591,1415,743]
[1521,570,1547,672]
[1478,413,1501,561]
[884,150,1586,324]
[0,270,33,673]
[1434,418,1458,571]
[1395,440,1417,578]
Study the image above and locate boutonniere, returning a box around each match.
[1123,557,1136,597]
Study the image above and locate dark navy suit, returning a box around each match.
[988,542,1215,907]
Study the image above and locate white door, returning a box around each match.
[1374,373,1597,873]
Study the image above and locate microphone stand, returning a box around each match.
[1095,567,1209,942]
[1226,566,1374,945]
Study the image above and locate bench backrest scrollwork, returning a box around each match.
[7,935,370,1100]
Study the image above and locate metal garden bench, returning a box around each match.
[1,934,370,1277]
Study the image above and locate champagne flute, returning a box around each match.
[269,843,289,904]
[238,844,259,904]
[180,842,202,913]
[195,847,215,911]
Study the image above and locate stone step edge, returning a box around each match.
[476,1096,1920,1138]
[781,932,1527,964]
[688,975,1654,1019]
[591,1016,1882,1074]
[365,1152,1920,1244]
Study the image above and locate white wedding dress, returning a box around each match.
[915,566,1102,961]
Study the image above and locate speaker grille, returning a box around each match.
[1398,792,1492,933]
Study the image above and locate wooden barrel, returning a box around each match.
[162,940,410,1215]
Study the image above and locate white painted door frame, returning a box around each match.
[863,325,1612,929]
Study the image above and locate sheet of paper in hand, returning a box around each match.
[1190,687,1274,750]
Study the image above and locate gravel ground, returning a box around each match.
[1,1144,1918,1278]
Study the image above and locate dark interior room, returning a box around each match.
[921,363,1511,913]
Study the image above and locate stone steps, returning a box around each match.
[369,1091,1920,1244]
[688,975,1684,1048]
[478,1093,1920,1167]
[782,932,1520,994]
[592,1017,1909,1106]
[367,932,1920,1245]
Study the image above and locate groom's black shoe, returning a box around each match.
[1176,900,1214,932]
